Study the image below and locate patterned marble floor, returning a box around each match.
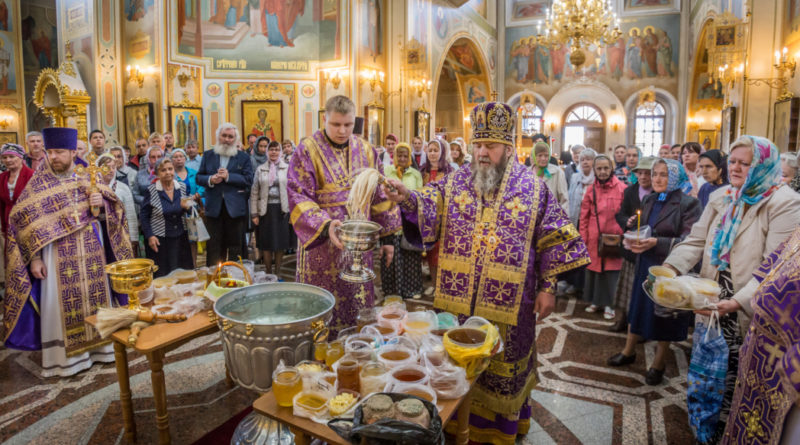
[0,294,694,445]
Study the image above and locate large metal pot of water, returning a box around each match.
[213,282,335,392]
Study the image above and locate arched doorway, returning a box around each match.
[563,103,605,152]
[432,35,491,142]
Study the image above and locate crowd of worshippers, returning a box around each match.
[1,100,800,443]
[0,128,298,281]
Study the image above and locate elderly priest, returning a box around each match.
[2,127,133,377]
[384,101,590,444]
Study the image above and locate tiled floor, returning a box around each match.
[0,266,695,444]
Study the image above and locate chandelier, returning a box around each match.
[542,0,622,69]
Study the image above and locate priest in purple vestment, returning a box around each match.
[2,127,133,377]
[384,101,590,445]
[722,226,800,445]
[288,95,400,334]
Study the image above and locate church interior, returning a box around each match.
[2,0,800,444]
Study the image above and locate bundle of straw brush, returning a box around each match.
[96,307,186,346]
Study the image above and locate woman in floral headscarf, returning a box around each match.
[607,159,701,385]
[664,136,800,443]
[382,143,424,299]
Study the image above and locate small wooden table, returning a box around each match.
[86,311,220,445]
[253,380,475,445]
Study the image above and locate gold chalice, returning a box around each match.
[105,258,159,310]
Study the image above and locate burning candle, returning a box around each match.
[636,210,642,242]
[217,262,222,286]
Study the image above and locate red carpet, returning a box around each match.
[191,406,253,444]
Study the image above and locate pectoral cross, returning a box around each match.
[504,197,528,219]
[74,152,111,217]
[454,191,473,213]
[71,209,81,225]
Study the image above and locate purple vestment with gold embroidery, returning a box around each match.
[288,130,400,334]
[722,227,800,445]
[2,164,133,355]
[400,161,590,444]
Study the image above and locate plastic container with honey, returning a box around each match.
[366,323,398,342]
[344,340,374,363]
[377,344,418,369]
[292,391,328,419]
[377,305,407,331]
[359,361,389,395]
[272,367,303,407]
[385,382,438,406]
[402,311,436,339]
[388,364,430,387]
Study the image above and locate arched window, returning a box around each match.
[520,104,543,135]
[566,105,603,123]
[634,102,666,155]
[563,104,605,152]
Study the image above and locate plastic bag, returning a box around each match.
[185,205,210,242]
[328,393,444,445]
[435,312,458,330]
[252,271,278,284]
[172,296,211,318]
[688,311,728,442]
[420,349,469,400]
[443,317,503,379]
[429,367,469,400]
[383,382,437,406]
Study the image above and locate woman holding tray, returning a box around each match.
[606,158,701,385]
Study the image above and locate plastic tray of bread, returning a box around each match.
[643,272,720,311]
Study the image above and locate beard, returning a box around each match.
[213,142,238,157]
[470,153,509,197]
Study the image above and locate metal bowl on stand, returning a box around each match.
[336,219,382,283]
[214,282,335,444]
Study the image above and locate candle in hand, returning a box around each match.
[636,210,642,241]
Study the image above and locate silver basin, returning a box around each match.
[213,282,335,393]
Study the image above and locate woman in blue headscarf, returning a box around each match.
[663,135,800,442]
[607,158,702,385]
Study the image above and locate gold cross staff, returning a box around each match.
[74,152,111,217]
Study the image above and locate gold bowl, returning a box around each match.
[106,258,159,293]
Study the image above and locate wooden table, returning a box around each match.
[87,311,220,445]
[253,380,475,445]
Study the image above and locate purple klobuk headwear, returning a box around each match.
[42,127,78,151]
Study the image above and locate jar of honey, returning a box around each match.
[272,367,302,407]
[314,340,328,362]
[325,340,345,367]
[336,354,361,393]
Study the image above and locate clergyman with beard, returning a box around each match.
[196,123,254,265]
[384,101,590,443]
[3,127,133,377]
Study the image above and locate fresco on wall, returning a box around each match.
[506,0,548,27]
[504,14,680,100]
[410,0,429,51]
[0,33,16,99]
[22,5,57,72]
[123,0,156,65]
[22,3,58,132]
[175,0,342,74]
[360,0,383,65]
[466,0,487,19]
